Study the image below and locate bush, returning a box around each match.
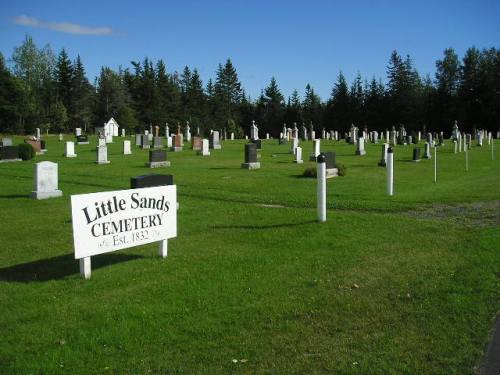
[336,163,347,176]
[302,167,317,178]
[18,143,35,160]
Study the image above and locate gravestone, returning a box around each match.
[355,137,366,155]
[121,129,126,137]
[172,125,184,152]
[153,136,163,148]
[135,134,142,146]
[321,152,338,178]
[65,141,77,157]
[167,136,173,148]
[373,131,379,144]
[25,139,43,154]
[0,146,20,162]
[146,149,170,168]
[412,147,421,162]
[59,133,63,141]
[466,134,472,150]
[130,174,173,189]
[301,125,308,141]
[75,128,82,136]
[290,137,299,154]
[423,142,431,159]
[454,140,458,154]
[310,139,320,161]
[30,161,63,199]
[407,136,412,145]
[198,139,210,156]
[250,120,259,140]
[191,136,202,151]
[141,135,151,149]
[76,135,89,145]
[230,133,234,140]
[378,143,389,167]
[2,138,13,146]
[294,146,303,164]
[209,131,221,150]
[123,140,131,155]
[36,128,41,139]
[96,146,110,164]
[98,138,106,148]
[241,143,260,169]
[185,122,191,142]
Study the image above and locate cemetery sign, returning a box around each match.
[71,185,177,259]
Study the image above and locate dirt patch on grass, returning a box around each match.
[404,200,500,227]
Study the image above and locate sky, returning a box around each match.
[1,0,499,101]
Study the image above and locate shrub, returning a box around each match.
[18,143,35,160]
[302,167,317,178]
[336,163,346,176]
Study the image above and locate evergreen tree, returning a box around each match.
[326,72,351,132]
[0,53,25,133]
[261,77,285,136]
[459,47,481,130]
[302,83,322,127]
[350,73,364,126]
[435,48,460,128]
[70,55,94,131]
[55,48,73,111]
[285,89,302,125]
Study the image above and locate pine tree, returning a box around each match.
[302,84,322,127]
[326,72,351,131]
[55,48,73,111]
[70,55,94,131]
[261,77,285,136]
[0,53,25,133]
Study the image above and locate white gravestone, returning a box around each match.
[36,128,41,139]
[294,146,303,164]
[96,146,110,164]
[59,133,63,141]
[356,137,366,155]
[30,161,63,200]
[65,141,77,158]
[123,140,131,155]
[291,138,299,154]
[230,133,234,140]
[75,128,82,136]
[167,136,173,148]
[198,139,210,156]
[121,129,126,137]
[310,139,320,161]
[98,138,106,147]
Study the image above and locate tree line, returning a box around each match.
[1,35,499,137]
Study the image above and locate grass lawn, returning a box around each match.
[0,134,499,374]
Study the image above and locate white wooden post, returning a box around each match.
[434,147,437,183]
[79,257,91,279]
[387,147,394,196]
[159,239,168,258]
[316,154,326,222]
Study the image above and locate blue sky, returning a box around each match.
[1,0,499,101]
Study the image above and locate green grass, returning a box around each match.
[0,135,499,374]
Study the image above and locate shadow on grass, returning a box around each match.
[0,194,30,199]
[0,253,143,283]
[211,220,316,230]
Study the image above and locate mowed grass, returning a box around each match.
[0,134,499,374]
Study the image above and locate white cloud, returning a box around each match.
[13,15,117,36]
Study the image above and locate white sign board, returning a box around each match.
[71,186,177,259]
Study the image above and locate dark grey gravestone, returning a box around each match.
[141,135,151,149]
[321,151,338,178]
[40,140,46,150]
[146,149,170,168]
[241,143,260,169]
[76,135,89,144]
[153,136,163,148]
[131,174,174,189]
[412,147,421,162]
[0,146,20,162]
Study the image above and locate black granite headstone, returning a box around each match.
[149,149,167,163]
[1,146,19,160]
[76,135,88,143]
[153,136,163,148]
[413,147,421,161]
[322,152,336,169]
[245,143,257,163]
[130,174,174,189]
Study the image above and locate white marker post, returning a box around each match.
[317,154,326,222]
[465,147,469,172]
[434,146,437,183]
[492,139,495,161]
[387,147,394,196]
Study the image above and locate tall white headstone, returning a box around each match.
[65,141,77,158]
[123,140,131,155]
[96,146,110,164]
[30,162,63,200]
[198,139,210,156]
[294,146,303,164]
